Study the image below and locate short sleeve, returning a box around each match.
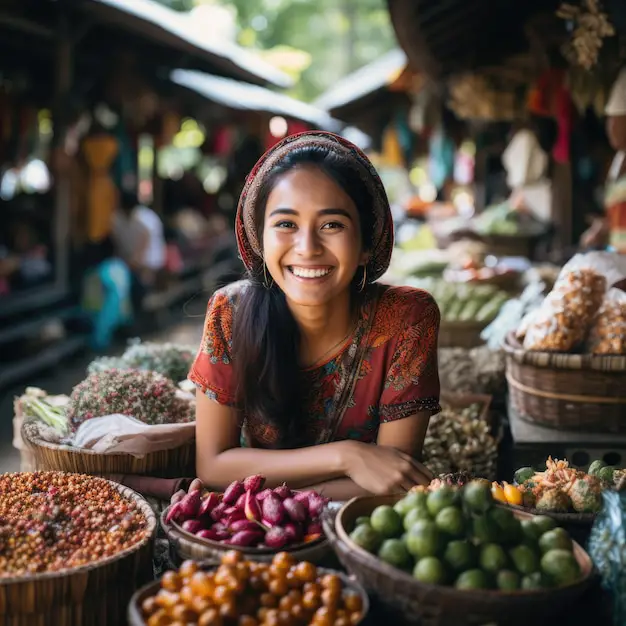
[379,292,441,422]
[188,288,237,406]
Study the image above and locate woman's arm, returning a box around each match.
[195,391,430,493]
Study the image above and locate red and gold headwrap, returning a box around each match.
[235,131,394,284]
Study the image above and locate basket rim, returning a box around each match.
[0,475,157,585]
[335,495,594,598]
[503,503,596,525]
[21,420,195,458]
[161,506,327,554]
[127,563,369,625]
[502,332,626,371]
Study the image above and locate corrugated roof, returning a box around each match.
[314,49,407,113]
[171,69,341,131]
[85,0,292,88]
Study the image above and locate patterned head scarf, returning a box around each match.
[235,131,394,283]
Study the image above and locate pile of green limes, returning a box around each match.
[348,481,582,591]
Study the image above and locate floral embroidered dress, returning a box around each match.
[188,280,441,449]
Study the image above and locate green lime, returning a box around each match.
[443,540,475,572]
[479,543,509,573]
[588,460,606,477]
[370,505,403,538]
[403,505,431,531]
[514,467,535,485]
[496,570,521,591]
[426,487,457,517]
[509,544,539,575]
[413,557,447,585]
[463,481,493,513]
[378,538,412,569]
[532,515,557,535]
[539,529,573,554]
[472,512,500,544]
[355,516,371,527]
[455,569,489,590]
[489,507,522,544]
[349,524,383,553]
[405,519,441,559]
[521,519,543,543]
[521,572,550,590]
[435,506,465,537]
[540,549,581,586]
[394,492,427,518]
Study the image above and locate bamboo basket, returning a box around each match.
[161,507,332,565]
[0,481,157,626]
[503,333,626,433]
[21,421,196,478]
[323,495,595,626]
[438,320,489,349]
[127,563,369,625]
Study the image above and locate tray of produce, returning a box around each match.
[128,550,369,626]
[323,480,595,626]
[0,471,156,626]
[162,474,332,564]
[493,458,625,524]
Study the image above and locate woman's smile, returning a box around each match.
[287,265,335,280]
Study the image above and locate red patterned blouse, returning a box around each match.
[189,281,441,448]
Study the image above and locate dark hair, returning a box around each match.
[232,145,375,446]
[120,191,139,212]
[84,237,115,268]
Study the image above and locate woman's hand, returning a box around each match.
[342,441,433,495]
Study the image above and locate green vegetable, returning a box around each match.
[21,388,69,436]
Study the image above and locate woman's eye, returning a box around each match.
[322,221,345,230]
[274,220,295,229]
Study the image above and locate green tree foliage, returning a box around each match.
[153,0,396,101]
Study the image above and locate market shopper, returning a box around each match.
[189,131,440,501]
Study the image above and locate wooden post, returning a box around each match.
[52,15,73,294]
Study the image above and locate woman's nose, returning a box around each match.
[294,227,322,256]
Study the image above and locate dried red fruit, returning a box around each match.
[243,474,266,493]
[198,492,220,517]
[262,493,285,525]
[274,483,292,500]
[264,526,290,549]
[223,481,245,505]
[178,490,201,519]
[244,491,262,523]
[228,530,265,547]
[283,498,307,523]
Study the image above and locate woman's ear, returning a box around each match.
[359,251,371,267]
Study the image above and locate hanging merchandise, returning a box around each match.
[112,122,136,193]
[394,110,414,166]
[429,126,455,191]
[82,132,120,243]
[160,111,180,149]
[448,74,519,121]
[381,124,404,168]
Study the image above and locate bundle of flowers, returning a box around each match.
[66,368,194,432]
[87,340,195,383]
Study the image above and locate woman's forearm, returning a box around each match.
[196,441,356,490]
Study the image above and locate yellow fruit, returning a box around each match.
[491,482,507,504]
[503,482,523,506]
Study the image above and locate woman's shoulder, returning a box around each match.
[368,284,439,344]
[203,279,251,335]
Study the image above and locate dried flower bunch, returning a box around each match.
[423,403,498,479]
[67,368,195,432]
[88,340,195,383]
[0,471,150,577]
[557,0,615,69]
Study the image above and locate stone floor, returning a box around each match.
[0,316,204,473]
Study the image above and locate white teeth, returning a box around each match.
[291,267,331,278]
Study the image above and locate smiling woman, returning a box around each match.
[189,132,441,500]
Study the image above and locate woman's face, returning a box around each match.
[262,166,367,308]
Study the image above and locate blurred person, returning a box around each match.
[81,237,132,351]
[112,191,166,311]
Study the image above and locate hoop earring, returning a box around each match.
[358,265,367,292]
[262,262,274,289]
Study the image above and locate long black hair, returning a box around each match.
[231,145,375,447]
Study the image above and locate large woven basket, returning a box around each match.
[503,333,626,433]
[323,495,595,626]
[0,480,157,626]
[21,421,196,478]
[128,563,369,625]
[161,505,333,565]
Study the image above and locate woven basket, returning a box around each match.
[503,333,626,433]
[439,320,489,349]
[128,563,369,625]
[21,422,196,478]
[0,481,157,626]
[323,495,595,626]
[161,506,332,565]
